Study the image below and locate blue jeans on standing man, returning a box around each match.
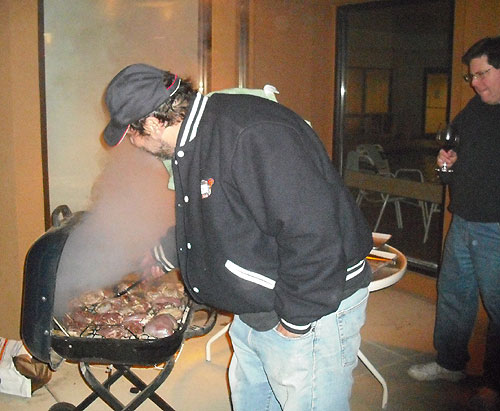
[228,287,369,411]
[434,215,500,389]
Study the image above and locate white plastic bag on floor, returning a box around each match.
[0,338,31,397]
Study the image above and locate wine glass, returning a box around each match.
[435,123,459,173]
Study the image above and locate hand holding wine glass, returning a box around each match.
[435,123,459,172]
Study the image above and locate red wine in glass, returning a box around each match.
[435,124,459,172]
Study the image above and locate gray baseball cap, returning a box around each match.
[103,64,181,146]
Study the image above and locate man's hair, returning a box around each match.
[462,36,500,68]
[130,72,197,134]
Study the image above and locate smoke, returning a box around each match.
[54,139,176,317]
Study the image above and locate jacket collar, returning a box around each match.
[178,92,208,148]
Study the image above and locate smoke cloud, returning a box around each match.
[54,139,176,317]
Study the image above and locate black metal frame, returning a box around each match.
[48,360,175,411]
[83,361,174,410]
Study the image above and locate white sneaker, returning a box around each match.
[408,361,465,382]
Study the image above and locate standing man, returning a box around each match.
[103,63,373,410]
[408,36,500,409]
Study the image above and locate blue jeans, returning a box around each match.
[228,287,369,411]
[434,215,500,388]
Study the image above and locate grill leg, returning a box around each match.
[76,361,175,411]
[78,363,125,410]
[74,363,125,410]
[49,402,77,411]
[117,361,175,411]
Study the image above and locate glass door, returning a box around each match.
[334,0,454,274]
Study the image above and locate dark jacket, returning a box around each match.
[169,93,373,333]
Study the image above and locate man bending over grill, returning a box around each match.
[102,63,373,411]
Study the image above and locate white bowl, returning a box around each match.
[372,232,392,248]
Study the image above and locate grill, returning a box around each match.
[21,205,216,410]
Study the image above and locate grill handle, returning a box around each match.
[51,205,73,227]
[184,304,217,339]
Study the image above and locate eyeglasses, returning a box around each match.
[463,68,492,83]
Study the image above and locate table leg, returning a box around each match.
[357,350,388,409]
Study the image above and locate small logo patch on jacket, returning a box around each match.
[201,178,214,199]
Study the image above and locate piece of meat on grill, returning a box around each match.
[143,314,177,339]
[76,289,114,306]
[94,298,124,314]
[122,312,150,335]
[97,326,133,339]
[156,306,184,320]
[125,295,152,314]
[63,309,95,328]
[155,281,185,298]
[152,296,184,312]
[94,312,123,326]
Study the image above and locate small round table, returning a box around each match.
[362,244,407,408]
[369,245,407,292]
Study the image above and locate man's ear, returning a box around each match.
[143,117,162,136]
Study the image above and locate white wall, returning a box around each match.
[44,0,200,212]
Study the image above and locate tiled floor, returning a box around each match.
[0,271,488,410]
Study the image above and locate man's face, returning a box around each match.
[469,55,500,105]
[128,119,180,160]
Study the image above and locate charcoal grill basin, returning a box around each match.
[46,300,215,411]
[21,206,217,410]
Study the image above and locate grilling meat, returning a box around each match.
[122,313,150,335]
[58,269,187,340]
[97,326,134,339]
[143,314,177,339]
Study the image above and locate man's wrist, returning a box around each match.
[276,323,301,338]
[279,319,311,335]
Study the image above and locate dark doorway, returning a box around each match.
[334,0,455,274]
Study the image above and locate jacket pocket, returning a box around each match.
[225,260,276,289]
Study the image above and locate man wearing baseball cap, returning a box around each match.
[103,63,374,410]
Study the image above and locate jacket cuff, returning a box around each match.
[153,245,175,272]
[280,319,311,335]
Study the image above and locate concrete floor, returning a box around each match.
[0,271,488,410]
